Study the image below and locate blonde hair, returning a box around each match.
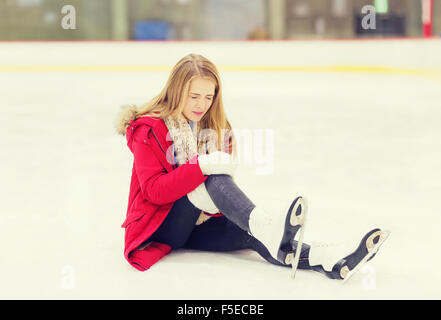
[115,53,234,154]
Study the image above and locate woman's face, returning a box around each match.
[182,77,216,122]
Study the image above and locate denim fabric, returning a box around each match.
[146,195,202,249]
[204,174,255,232]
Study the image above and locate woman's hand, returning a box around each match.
[198,151,238,176]
[187,182,219,214]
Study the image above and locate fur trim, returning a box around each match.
[114,104,138,135]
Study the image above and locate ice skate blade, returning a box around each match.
[341,230,391,284]
[290,197,306,226]
[291,198,308,280]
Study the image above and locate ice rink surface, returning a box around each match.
[0,40,440,299]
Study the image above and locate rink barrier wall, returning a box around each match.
[0,65,439,83]
[0,40,440,81]
[0,36,440,42]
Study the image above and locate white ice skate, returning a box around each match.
[248,196,308,279]
[308,228,390,282]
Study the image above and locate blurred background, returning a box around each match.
[0,0,440,40]
[1,0,441,299]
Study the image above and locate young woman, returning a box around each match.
[115,53,389,281]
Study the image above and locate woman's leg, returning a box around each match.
[143,195,201,250]
[183,216,311,270]
[204,175,254,231]
[204,174,307,266]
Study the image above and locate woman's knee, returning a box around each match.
[205,174,233,194]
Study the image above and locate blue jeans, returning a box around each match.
[146,174,311,269]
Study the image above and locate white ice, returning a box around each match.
[0,40,440,299]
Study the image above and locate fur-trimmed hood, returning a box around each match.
[114,105,139,136]
[125,114,167,153]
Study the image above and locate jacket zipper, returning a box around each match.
[150,127,177,169]
[150,128,166,155]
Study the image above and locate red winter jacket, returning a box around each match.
[121,115,208,271]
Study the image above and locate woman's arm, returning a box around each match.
[132,127,207,206]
